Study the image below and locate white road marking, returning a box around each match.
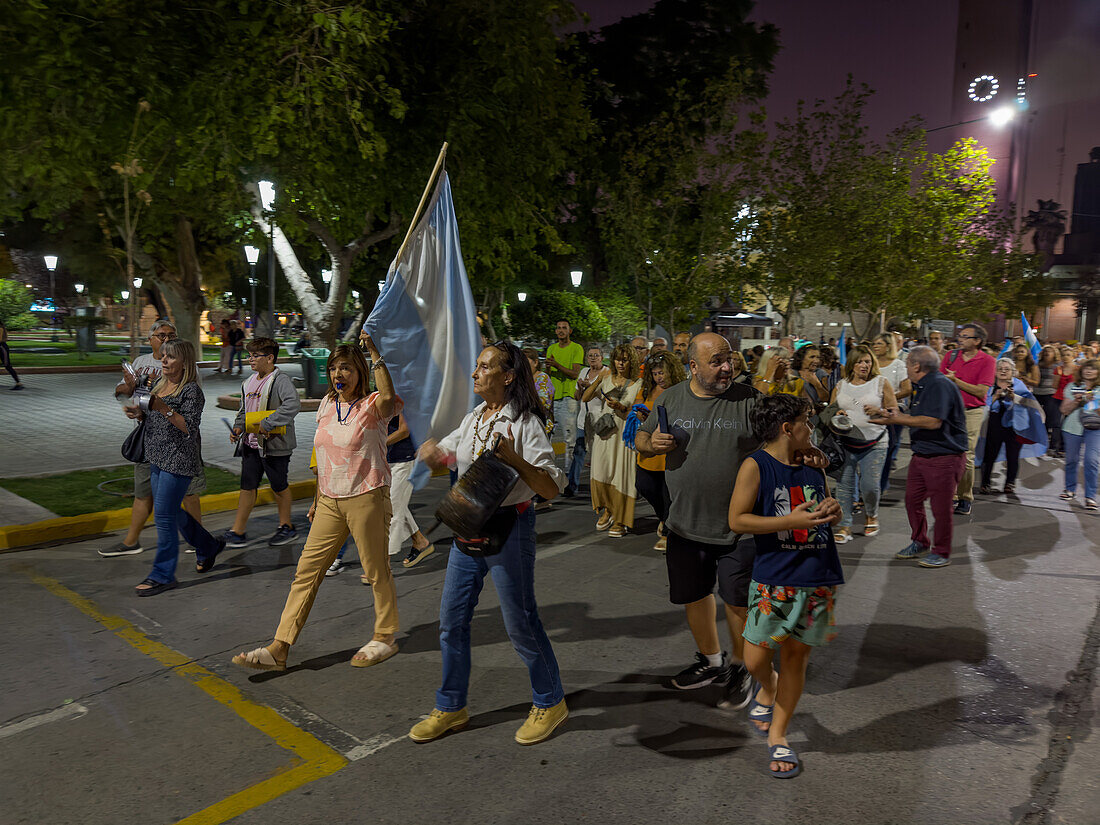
[0,703,88,740]
[344,733,407,761]
[130,608,162,627]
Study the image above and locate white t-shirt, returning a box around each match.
[130,353,162,383]
[576,366,600,430]
[878,358,907,392]
[835,375,887,439]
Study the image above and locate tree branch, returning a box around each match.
[347,213,402,259]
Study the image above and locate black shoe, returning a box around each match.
[562,485,576,498]
[719,664,754,710]
[672,652,730,690]
[11,383,25,391]
[402,543,435,568]
[221,529,248,548]
[269,523,298,546]
[196,537,226,573]
[953,500,972,515]
[135,578,178,597]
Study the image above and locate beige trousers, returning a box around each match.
[955,407,986,502]
[275,486,398,644]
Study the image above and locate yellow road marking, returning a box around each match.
[28,572,348,824]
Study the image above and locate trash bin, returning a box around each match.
[299,347,331,398]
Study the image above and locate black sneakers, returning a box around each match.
[719,665,755,710]
[268,524,298,546]
[221,529,248,549]
[672,652,731,690]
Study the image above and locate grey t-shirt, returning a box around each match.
[639,380,760,544]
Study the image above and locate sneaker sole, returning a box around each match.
[409,719,468,743]
[515,710,569,745]
[224,542,249,549]
[671,672,728,690]
[99,547,144,557]
[402,546,435,568]
[268,536,298,547]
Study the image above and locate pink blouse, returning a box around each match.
[313,392,403,499]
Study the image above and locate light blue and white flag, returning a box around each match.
[837,326,847,366]
[366,170,480,488]
[1021,312,1041,361]
[997,340,1013,358]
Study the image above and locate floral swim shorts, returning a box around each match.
[742,581,839,649]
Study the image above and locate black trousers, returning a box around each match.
[1038,394,1062,451]
[980,413,1022,488]
[635,466,670,524]
[0,342,18,383]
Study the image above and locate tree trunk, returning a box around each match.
[132,215,208,345]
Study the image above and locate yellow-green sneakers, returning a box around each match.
[408,708,469,743]
[514,700,568,745]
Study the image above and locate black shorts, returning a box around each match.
[665,531,756,607]
[240,445,290,492]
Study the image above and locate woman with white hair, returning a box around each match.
[976,358,1048,495]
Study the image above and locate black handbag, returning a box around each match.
[121,419,147,463]
[436,440,521,555]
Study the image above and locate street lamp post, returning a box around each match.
[258,181,276,339]
[43,255,59,342]
[129,276,143,356]
[244,245,260,335]
[321,268,333,302]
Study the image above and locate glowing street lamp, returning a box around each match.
[517,291,528,302]
[570,269,583,288]
[321,268,333,301]
[257,179,277,337]
[244,245,260,331]
[121,289,130,301]
[988,106,1016,128]
[43,255,59,341]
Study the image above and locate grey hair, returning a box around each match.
[996,357,1016,370]
[150,319,176,335]
[906,345,941,373]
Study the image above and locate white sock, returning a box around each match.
[704,652,724,667]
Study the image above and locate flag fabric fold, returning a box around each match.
[365,170,480,488]
[837,326,847,366]
[1021,312,1041,361]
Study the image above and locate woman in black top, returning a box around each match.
[0,319,23,390]
[121,338,223,595]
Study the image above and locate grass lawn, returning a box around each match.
[0,464,242,517]
[9,338,292,368]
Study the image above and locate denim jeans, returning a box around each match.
[838,441,887,528]
[880,424,903,493]
[553,397,579,473]
[567,432,586,491]
[149,464,221,583]
[1063,428,1100,500]
[436,507,564,711]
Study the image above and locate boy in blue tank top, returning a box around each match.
[727,394,844,778]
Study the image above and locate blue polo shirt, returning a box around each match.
[908,370,967,456]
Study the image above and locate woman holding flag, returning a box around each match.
[976,358,1048,495]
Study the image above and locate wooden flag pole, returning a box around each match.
[395,141,449,266]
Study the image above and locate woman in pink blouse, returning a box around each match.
[232,338,402,671]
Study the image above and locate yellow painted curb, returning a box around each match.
[27,572,347,824]
[0,480,316,552]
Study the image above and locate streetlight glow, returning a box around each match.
[44,255,58,271]
[377,280,386,292]
[133,277,143,289]
[321,268,332,284]
[570,269,583,288]
[517,291,528,302]
[988,106,1016,128]
[121,290,129,300]
[244,245,260,265]
[258,180,276,211]
[75,282,84,294]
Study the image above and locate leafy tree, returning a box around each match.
[568,0,777,326]
[591,288,647,342]
[504,290,611,342]
[0,279,34,325]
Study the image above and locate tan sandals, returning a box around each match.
[231,646,286,672]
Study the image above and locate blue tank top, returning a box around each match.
[749,449,845,587]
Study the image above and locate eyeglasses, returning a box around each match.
[957,334,980,340]
[247,353,274,360]
[152,333,177,341]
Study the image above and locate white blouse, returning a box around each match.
[437,401,566,506]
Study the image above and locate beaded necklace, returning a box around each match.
[472,408,503,459]
[335,396,362,425]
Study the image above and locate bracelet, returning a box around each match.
[371,357,387,370]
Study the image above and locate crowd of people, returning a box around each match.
[100,314,1099,778]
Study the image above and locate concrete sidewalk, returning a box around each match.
[1,457,1098,824]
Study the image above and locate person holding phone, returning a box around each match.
[633,351,685,551]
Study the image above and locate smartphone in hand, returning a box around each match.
[657,405,669,434]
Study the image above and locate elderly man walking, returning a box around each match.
[941,323,995,515]
[870,346,967,568]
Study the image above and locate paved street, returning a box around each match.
[2,449,1098,824]
[0,364,316,484]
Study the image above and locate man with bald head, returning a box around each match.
[673,332,691,366]
[635,332,761,707]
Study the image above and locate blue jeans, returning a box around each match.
[567,432,586,491]
[1063,429,1100,500]
[149,464,221,583]
[553,397,579,473]
[838,441,888,528]
[436,507,564,711]
[880,424,903,493]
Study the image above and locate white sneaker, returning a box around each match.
[326,559,351,577]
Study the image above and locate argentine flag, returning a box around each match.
[366,170,480,488]
[1021,312,1041,361]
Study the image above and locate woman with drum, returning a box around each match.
[412,341,568,746]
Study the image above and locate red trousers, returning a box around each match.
[905,452,966,558]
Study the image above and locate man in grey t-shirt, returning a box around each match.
[637,333,827,712]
